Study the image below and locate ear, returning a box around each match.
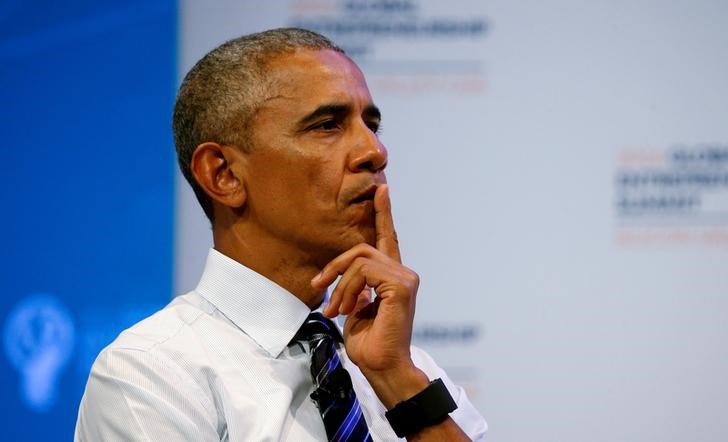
[190,142,247,209]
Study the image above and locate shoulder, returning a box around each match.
[83,291,220,405]
[75,293,224,441]
[107,293,208,351]
[86,292,225,400]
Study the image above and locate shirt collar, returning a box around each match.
[194,248,312,358]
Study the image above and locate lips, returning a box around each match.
[349,184,378,204]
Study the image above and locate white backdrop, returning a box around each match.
[175,1,728,441]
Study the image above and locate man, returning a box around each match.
[76,28,487,441]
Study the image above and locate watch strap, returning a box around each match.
[384,378,458,437]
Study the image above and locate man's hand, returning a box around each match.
[311,184,427,407]
[311,185,471,440]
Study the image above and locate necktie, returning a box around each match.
[294,312,373,442]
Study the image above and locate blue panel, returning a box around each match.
[0,1,176,439]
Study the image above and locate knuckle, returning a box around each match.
[355,243,375,253]
[405,271,420,289]
[377,230,399,244]
[352,256,368,270]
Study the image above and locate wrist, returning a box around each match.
[384,378,459,438]
[362,363,430,409]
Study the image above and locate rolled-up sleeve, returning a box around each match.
[410,346,488,441]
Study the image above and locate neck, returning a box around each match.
[212,219,327,310]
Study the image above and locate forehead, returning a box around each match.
[260,49,373,111]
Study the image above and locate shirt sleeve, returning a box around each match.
[75,346,221,442]
[410,346,488,441]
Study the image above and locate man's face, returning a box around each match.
[241,48,388,264]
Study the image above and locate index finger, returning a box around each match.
[374,184,401,262]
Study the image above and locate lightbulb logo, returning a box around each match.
[3,293,75,413]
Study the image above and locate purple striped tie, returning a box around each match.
[294,312,372,442]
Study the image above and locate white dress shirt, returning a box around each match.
[75,249,487,441]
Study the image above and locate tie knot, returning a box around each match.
[294,312,342,344]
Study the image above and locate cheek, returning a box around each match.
[299,156,342,198]
[251,140,344,208]
[254,161,331,218]
[303,164,330,194]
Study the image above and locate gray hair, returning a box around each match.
[172,28,344,222]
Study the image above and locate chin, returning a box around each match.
[335,226,376,253]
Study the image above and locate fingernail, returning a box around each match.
[324,304,334,318]
[311,272,322,284]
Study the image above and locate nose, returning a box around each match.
[348,123,388,173]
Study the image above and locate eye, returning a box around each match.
[366,121,381,134]
[312,119,340,131]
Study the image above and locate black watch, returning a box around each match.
[384,378,458,437]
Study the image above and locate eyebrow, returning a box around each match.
[297,102,381,127]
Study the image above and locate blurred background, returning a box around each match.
[2,1,727,441]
